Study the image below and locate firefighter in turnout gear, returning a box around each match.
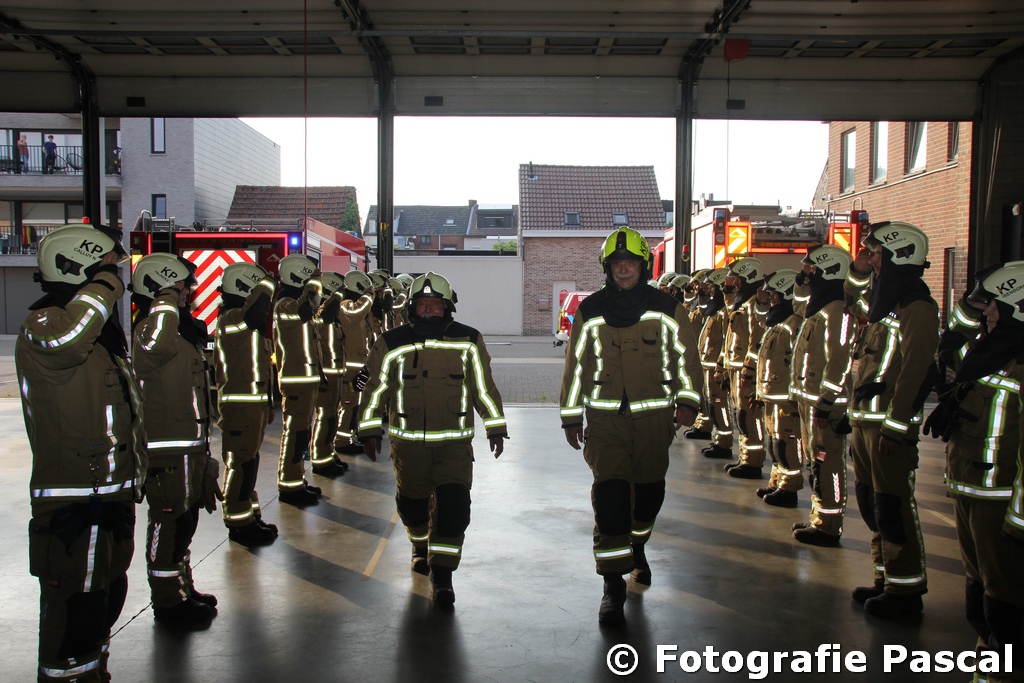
[698,268,734,458]
[719,257,769,478]
[274,254,325,506]
[309,271,351,476]
[846,222,939,618]
[388,276,409,328]
[215,262,279,548]
[682,269,714,441]
[17,224,145,682]
[923,263,1024,676]
[753,270,805,508]
[333,270,376,455]
[560,226,700,625]
[131,252,219,628]
[790,245,855,547]
[359,271,508,609]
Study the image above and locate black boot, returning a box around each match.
[430,565,456,609]
[728,465,763,479]
[702,445,733,459]
[229,521,278,547]
[630,545,651,586]
[864,591,924,618]
[763,490,798,508]
[684,428,712,440]
[411,546,429,576]
[279,486,320,506]
[312,456,349,477]
[793,526,841,547]
[599,574,627,625]
[755,486,776,498]
[154,597,215,629]
[255,517,279,536]
[852,579,885,605]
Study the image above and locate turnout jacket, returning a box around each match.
[719,295,767,376]
[790,298,853,417]
[132,291,212,466]
[698,308,727,371]
[560,285,701,428]
[845,267,939,440]
[316,291,347,376]
[941,301,1024,504]
[339,293,374,380]
[358,320,507,443]
[17,271,147,516]
[756,312,803,404]
[274,278,323,385]
[215,277,276,406]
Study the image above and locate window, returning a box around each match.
[947,123,960,162]
[151,118,166,154]
[841,129,856,192]
[905,122,927,173]
[152,194,167,219]
[871,122,888,184]
[420,234,431,245]
[612,212,628,225]
[564,211,580,226]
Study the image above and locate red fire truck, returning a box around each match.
[130,211,367,336]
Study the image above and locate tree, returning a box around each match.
[492,240,517,253]
[340,200,360,234]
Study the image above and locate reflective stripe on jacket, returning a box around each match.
[790,299,853,411]
[274,279,323,384]
[215,279,275,404]
[756,313,802,402]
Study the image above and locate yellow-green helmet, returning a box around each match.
[600,226,651,272]
[690,268,710,284]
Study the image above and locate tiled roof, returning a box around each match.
[518,164,666,232]
[365,204,473,236]
[468,205,518,237]
[228,186,357,230]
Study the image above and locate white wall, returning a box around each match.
[193,119,280,222]
[392,255,523,335]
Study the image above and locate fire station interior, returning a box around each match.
[3,2,1024,681]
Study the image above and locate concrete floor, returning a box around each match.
[0,390,983,682]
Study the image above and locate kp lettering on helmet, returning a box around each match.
[75,239,105,256]
[159,266,179,279]
[995,278,1018,295]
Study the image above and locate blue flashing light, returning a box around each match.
[289,234,302,249]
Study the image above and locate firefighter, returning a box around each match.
[751,270,805,508]
[368,270,392,336]
[17,224,145,682]
[388,276,409,327]
[309,271,351,476]
[334,270,376,455]
[846,222,939,617]
[718,257,768,478]
[790,245,855,547]
[131,252,219,627]
[359,271,508,609]
[697,268,734,457]
[682,269,714,440]
[274,254,325,506]
[560,226,700,625]
[215,262,279,547]
[923,263,1024,671]
[656,271,677,293]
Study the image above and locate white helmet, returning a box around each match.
[343,270,373,296]
[221,263,270,298]
[388,277,405,293]
[396,273,415,288]
[131,253,197,300]
[37,224,118,286]
[657,272,678,287]
[973,261,1024,324]
[705,267,730,288]
[763,269,799,301]
[690,269,709,284]
[803,245,852,281]
[278,254,317,287]
[670,274,691,290]
[864,221,930,267]
[728,257,765,284]
[367,271,388,290]
[321,271,346,295]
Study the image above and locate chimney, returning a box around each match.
[468,199,477,207]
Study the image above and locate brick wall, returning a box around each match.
[521,235,662,335]
[825,120,971,322]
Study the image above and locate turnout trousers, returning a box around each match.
[334,371,363,450]
[797,399,847,537]
[850,422,927,596]
[730,369,765,468]
[220,402,269,528]
[583,407,675,575]
[30,503,134,682]
[391,438,474,570]
[278,382,318,491]
[704,368,733,450]
[145,451,208,609]
[765,399,803,492]
[311,374,344,468]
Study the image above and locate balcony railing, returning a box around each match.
[0,144,121,175]
[0,224,58,255]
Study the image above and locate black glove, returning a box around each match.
[922,401,955,442]
[853,381,886,404]
[354,365,370,391]
[795,270,809,286]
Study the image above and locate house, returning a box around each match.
[364,200,517,252]
[813,121,971,322]
[518,163,667,335]
[228,185,359,233]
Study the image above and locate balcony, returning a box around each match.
[0,144,121,176]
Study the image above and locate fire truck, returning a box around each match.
[130,211,368,337]
[652,204,869,277]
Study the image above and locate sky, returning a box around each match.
[240,117,829,227]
